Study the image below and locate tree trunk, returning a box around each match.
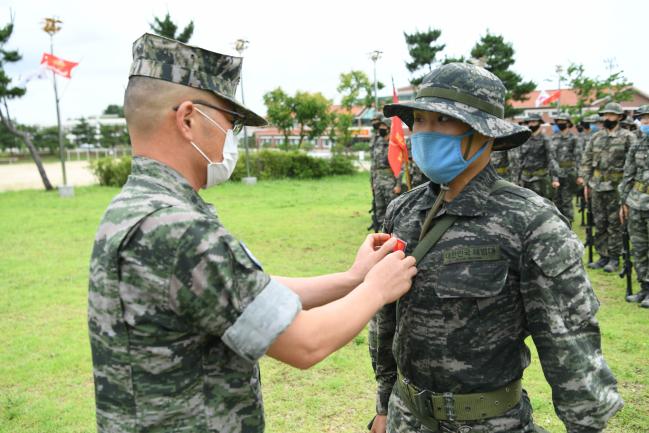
[2,118,54,191]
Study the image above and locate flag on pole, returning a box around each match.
[387,83,408,178]
[535,89,560,107]
[40,53,79,79]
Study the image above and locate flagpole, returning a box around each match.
[43,17,70,195]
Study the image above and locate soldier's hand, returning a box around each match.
[393,185,401,194]
[576,176,584,186]
[583,186,590,202]
[370,415,387,433]
[552,181,560,189]
[619,204,629,224]
[348,234,394,285]
[365,250,417,305]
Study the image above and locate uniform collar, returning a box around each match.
[130,156,212,213]
[412,164,498,217]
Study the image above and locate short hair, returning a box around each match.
[123,76,217,135]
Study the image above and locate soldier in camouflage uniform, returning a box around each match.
[577,114,599,156]
[371,116,402,230]
[368,62,621,433]
[619,104,649,307]
[490,148,519,182]
[551,113,580,221]
[578,102,638,273]
[514,113,559,200]
[87,33,417,433]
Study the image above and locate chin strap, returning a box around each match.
[418,184,449,241]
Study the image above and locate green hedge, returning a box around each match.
[231,151,355,181]
[91,156,132,187]
[90,152,356,187]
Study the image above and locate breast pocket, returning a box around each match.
[433,259,523,352]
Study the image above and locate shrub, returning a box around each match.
[231,151,356,181]
[91,156,132,187]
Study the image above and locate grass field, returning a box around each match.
[1,172,648,433]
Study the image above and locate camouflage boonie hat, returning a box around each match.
[383,63,530,151]
[129,33,266,127]
[522,113,544,123]
[621,116,635,126]
[598,102,625,116]
[552,112,571,122]
[635,104,649,117]
[582,114,600,123]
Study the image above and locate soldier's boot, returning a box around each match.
[588,256,609,269]
[640,297,649,308]
[627,290,649,303]
[603,257,620,273]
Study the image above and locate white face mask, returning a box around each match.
[190,107,239,188]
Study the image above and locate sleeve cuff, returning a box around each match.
[222,278,302,362]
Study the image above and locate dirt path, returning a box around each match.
[0,160,97,191]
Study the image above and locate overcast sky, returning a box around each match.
[3,0,648,126]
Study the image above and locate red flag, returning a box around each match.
[40,53,79,79]
[536,89,560,107]
[388,85,408,177]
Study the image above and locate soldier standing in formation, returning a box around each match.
[578,102,638,272]
[369,62,621,433]
[551,113,580,221]
[619,104,649,308]
[370,115,402,230]
[514,113,559,200]
[87,34,417,433]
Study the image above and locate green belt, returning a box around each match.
[593,169,623,182]
[522,168,548,177]
[559,161,575,169]
[396,370,522,423]
[633,181,649,194]
[495,167,508,175]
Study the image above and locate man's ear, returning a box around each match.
[175,101,196,141]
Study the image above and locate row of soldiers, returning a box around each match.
[370,102,649,308]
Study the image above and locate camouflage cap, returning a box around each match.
[598,102,625,116]
[129,33,266,127]
[383,63,530,151]
[621,116,635,126]
[635,104,649,117]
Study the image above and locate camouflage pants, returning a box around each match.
[386,388,547,433]
[522,178,551,201]
[373,174,398,229]
[591,189,623,258]
[553,174,577,221]
[629,207,649,284]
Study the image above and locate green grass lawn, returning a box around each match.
[0,173,648,433]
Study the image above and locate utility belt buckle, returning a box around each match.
[442,392,456,422]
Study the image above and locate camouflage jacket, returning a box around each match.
[577,130,592,157]
[490,149,518,180]
[88,157,301,433]
[372,164,622,431]
[619,134,649,210]
[579,127,637,192]
[551,131,580,177]
[515,132,559,182]
[371,133,401,188]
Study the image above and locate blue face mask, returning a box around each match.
[411,130,487,185]
[551,124,560,134]
[640,125,649,135]
[590,124,599,133]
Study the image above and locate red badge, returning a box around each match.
[391,235,407,252]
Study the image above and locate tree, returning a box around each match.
[71,117,96,146]
[293,91,331,148]
[560,63,634,120]
[337,70,383,109]
[99,124,124,149]
[0,16,53,190]
[329,112,354,154]
[33,125,70,154]
[149,13,194,43]
[470,32,535,118]
[263,87,294,148]
[103,104,124,117]
[404,28,445,86]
